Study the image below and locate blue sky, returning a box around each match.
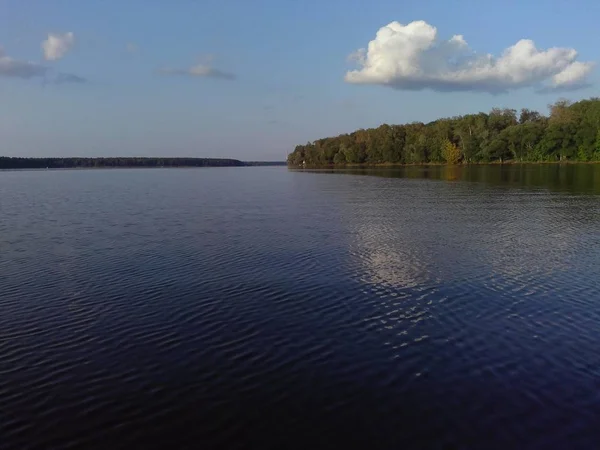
[0,0,598,160]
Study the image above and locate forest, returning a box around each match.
[287,97,600,166]
[0,157,247,170]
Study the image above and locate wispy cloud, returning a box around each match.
[53,72,87,84]
[158,55,235,80]
[0,47,47,78]
[345,20,594,93]
[1,38,86,86]
[42,32,75,61]
[158,63,236,80]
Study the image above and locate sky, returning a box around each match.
[0,0,598,161]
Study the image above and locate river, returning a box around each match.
[1,164,599,449]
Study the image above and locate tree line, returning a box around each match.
[0,157,248,170]
[287,97,600,166]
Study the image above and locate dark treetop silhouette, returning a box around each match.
[0,158,286,170]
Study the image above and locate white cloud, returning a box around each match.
[345,20,594,93]
[551,61,592,87]
[42,32,75,61]
[0,47,47,78]
[158,63,235,80]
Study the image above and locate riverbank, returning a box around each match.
[289,160,600,169]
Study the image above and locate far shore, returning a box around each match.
[0,157,286,171]
[0,165,283,172]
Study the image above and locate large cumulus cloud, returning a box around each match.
[345,20,593,93]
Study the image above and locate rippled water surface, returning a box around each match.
[2,165,600,449]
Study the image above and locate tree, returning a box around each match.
[333,150,347,164]
[594,129,600,161]
[519,108,543,124]
[441,139,461,164]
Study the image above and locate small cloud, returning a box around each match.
[0,47,47,78]
[158,63,235,80]
[0,46,87,86]
[345,20,594,93]
[126,43,138,54]
[42,32,75,61]
[53,72,87,84]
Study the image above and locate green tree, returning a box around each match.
[441,139,461,164]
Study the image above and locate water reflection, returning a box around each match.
[323,165,600,370]
[298,163,600,195]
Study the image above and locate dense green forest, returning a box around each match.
[0,157,283,170]
[287,98,600,166]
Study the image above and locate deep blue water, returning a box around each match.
[1,166,600,449]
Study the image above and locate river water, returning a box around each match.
[1,165,600,449]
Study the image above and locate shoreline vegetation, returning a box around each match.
[287,97,600,167]
[0,157,286,170]
[292,159,600,170]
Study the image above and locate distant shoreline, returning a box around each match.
[0,166,286,172]
[0,157,286,170]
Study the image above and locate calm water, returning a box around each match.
[1,165,600,449]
